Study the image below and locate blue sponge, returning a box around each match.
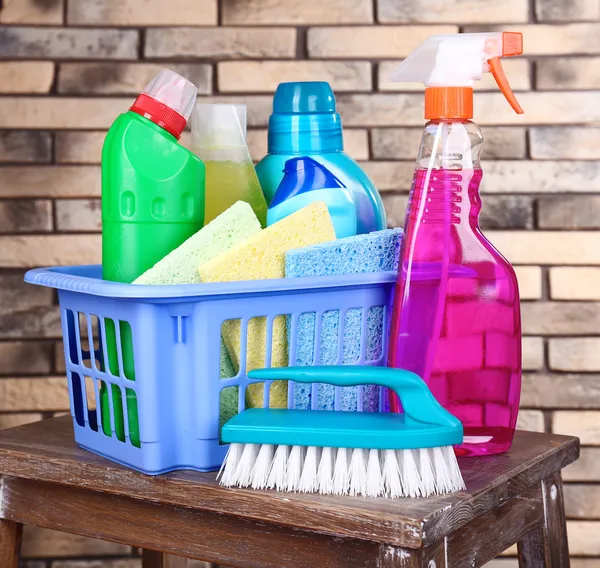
[285,228,402,411]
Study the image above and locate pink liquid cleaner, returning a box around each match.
[388,167,522,456]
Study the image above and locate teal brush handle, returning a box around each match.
[248,366,461,431]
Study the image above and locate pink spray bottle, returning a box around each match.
[388,32,525,456]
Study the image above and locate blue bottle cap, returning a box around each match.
[270,157,346,208]
[273,82,337,114]
[268,82,344,154]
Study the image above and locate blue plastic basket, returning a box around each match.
[25,265,395,475]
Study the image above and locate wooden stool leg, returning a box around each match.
[142,549,165,568]
[142,550,217,568]
[0,519,22,568]
[378,542,446,567]
[518,472,570,567]
[518,526,547,567]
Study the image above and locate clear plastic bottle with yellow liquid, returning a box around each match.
[191,103,268,226]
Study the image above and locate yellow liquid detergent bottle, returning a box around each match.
[191,103,268,227]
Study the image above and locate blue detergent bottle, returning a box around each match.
[268,157,357,238]
[256,81,386,234]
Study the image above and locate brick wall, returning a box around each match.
[0,0,599,566]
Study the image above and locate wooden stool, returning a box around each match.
[0,417,578,567]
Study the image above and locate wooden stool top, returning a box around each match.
[0,417,579,550]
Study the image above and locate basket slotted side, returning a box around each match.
[26,265,396,474]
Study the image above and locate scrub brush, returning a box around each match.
[218,366,465,498]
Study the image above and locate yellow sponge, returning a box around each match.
[198,202,336,408]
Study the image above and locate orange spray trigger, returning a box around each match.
[502,31,523,57]
[488,57,523,114]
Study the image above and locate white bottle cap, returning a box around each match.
[142,69,198,121]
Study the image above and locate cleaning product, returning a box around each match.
[285,228,402,412]
[134,201,261,285]
[199,201,336,409]
[219,366,465,498]
[386,32,524,457]
[191,103,268,227]
[255,81,386,234]
[268,157,357,238]
[102,69,205,447]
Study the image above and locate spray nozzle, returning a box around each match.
[390,32,524,120]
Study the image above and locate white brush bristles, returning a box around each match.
[401,448,421,498]
[332,446,350,494]
[218,442,243,486]
[267,444,289,490]
[419,448,436,496]
[236,443,259,487]
[432,445,453,494]
[445,445,466,491]
[286,445,305,490]
[219,444,465,498]
[250,444,274,489]
[382,449,402,498]
[298,446,320,493]
[317,446,334,494]
[365,449,383,498]
[348,448,368,497]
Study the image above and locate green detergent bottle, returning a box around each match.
[101,69,205,447]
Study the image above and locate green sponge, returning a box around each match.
[134,201,262,285]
